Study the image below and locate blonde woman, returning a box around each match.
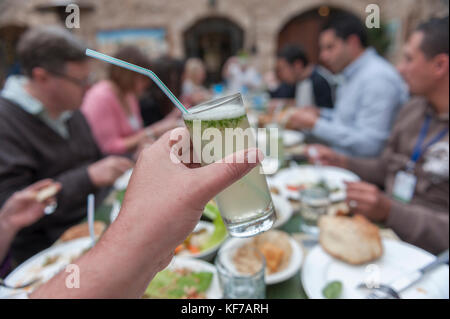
[181,58,211,107]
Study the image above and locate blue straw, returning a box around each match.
[86,49,188,114]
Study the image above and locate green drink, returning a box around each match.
[183,93,275,237]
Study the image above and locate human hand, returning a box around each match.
[88,156,134,188]
[166,108,182,120]
[345,181,392,222]
[267,99,291,115]
[29,128,264,299]
[0,179,61,233]
[285,107,319,130]
[132,136,156,162]
[118,127,264,270]
[148,117,181,138]
[305,144,348,167]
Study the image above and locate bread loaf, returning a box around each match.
[319,215,383,265]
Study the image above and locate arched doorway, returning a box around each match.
[277,7,354,64]
[184,17,244,85]
[0,25,27,88]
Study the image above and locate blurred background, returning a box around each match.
[0,0,449,87]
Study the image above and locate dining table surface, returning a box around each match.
[93,196,310,299]
[90,121,402,300]
[88,104,408,299]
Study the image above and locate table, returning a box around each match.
[91,137,315,299]
[94,194,310,299]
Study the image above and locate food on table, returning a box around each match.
[258,242,284,273]
[116,189,126,204]
[175,228,210,256]
[258,109,292,127]
[42,255,60,267]
[286,180,340,194]
[322,280,343,299]
[58,221,106,242]
[270,186,280,195]
[233,230,292,275]
[319,215,383,265]
[143,268,213,299]
[9,243,92,293]
[175,202,227,256]
[35,185,60,202]
[327,202,350,216]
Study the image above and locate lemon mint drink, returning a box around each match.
[183,93,275,237]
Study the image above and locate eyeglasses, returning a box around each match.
[49,71,95,89]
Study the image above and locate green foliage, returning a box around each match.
[367,23,392,57]
[144,269,213,299]
[322,280,343,299]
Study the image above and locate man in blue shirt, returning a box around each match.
[285,13,408,157]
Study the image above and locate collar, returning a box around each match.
[341,47,377,80]
[425,101,449,122]
[1,75,73,121]
[1,75,45,115]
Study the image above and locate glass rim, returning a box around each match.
[185,93,243,116]
[215,245,266,278]
[299,186,330,196]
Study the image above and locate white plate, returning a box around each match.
[165,256,222,299]
[111,201,226,262]
[272,194,293,228]
[302,239,449,299]
[283,130,305,147]
[175,221,227,261]
[0,237,93,298]
[113,168,133,190]
[110,200,121,223]
[272,165,360,202]
[220,235,303,285]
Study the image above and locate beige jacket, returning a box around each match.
[348,97,449,254]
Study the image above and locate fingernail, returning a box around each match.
[244,148,264,165]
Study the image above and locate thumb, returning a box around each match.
[194,148,264,201]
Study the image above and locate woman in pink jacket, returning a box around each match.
[82,46,179,156]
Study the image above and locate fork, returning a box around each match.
[357,250,449,299]
[362,284,401,299]
[0,277,41,290]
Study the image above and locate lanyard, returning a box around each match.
[410,115,448,165]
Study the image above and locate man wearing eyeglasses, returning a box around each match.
[0,26,133,267]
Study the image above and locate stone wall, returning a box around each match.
[1,0,448,74]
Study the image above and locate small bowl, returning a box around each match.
[110,203,226,261]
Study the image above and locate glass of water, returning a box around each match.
[215,245,266,299]
[299,187,330,235]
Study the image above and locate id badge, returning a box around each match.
[392,171,417,203]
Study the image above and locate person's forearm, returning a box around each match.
[54,165,98,211]
[346,156,387,187]
[0,216,17,263]
[312,118,386,157]
[386,200,449,255]
[121,131,147,153]
[30,210,171,299]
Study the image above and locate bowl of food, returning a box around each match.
[111,196,227,261]
[174,219,227,261]
[143,256,222,299]
[218,230,303,285]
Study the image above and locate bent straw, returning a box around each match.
[86,49,188,114]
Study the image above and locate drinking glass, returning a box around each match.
[215,245,266,299]
[299,186,330,235]
[183,93,275,237]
